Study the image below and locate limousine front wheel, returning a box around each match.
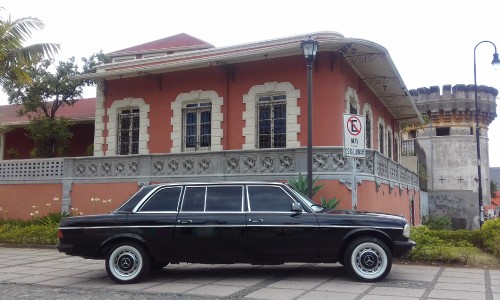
[344,237,392,282]
[106,242,150,284]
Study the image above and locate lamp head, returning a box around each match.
[301,36,319,64]
[492,53,500,70]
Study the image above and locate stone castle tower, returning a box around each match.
[408,84,498,229]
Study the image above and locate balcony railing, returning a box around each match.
[0,147,420,190]
[401,139,427,191]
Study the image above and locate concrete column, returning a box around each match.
[0,131,4,160]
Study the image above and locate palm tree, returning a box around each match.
[0,7,60,85]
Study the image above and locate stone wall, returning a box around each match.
[428,191,478,229]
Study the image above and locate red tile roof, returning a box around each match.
[492,194,500,206]
[0,98,96,125]
[108,33,214,56]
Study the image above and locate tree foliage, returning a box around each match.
[3,52,107,117]
[0,7,60,85]
[491,181,498,199]
[26,116,73,158]
[2,52,108,158]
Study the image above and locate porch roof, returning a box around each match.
[76,31,423,123]
[107,33,214,58]
[0,98,96,126]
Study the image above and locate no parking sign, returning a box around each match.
[343,114,366,158]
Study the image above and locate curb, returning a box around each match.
[0,243,57,249]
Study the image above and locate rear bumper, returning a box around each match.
[57,243,76,255]
[57,243,96,259]
[393,239,416,258]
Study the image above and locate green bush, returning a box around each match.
[0,212,70,227]
[288,173,340,210]
[481,218,500,256]
[430,229,482,247]
[422,215,452,230]
[0,212,69,245]
[0,223,58,245]
[287,173,324,197]
[405,226,483,264]
[320,197,340,209]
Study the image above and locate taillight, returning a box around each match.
[57,229,64,239]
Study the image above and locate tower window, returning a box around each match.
[436,127,450,136]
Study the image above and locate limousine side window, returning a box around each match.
[205,186,243,212]
[181,185,244,212]
[247,185,295,212]
[117,185,157,212]
[182,187,205,211]
[139,187,182,212]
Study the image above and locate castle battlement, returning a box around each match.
[409,84,498,103]
[409,84,498,125]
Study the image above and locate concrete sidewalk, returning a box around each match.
[0,246,498,300]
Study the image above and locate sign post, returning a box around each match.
[343,114,366,210]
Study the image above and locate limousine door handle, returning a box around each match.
[177,220,193,224]
[248,219,264,223]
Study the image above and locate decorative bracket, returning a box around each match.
[209,61,235,82]
[96,80,106,94]
[138,72,162,90]
[389,182,395,194]
[339,179,363,191]
[345,52,383,65]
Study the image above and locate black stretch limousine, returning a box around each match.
[57,181,415,284]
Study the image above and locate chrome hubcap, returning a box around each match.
[113,250,139,277]
[355,248,382,274]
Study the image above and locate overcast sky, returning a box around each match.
[2,0,500,166]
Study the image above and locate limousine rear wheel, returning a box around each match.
[344,237,392,282]
[106,242,150,284]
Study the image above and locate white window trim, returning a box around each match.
[345,87,360,114]
[378,118,386,155]
[242,81,300,149]
[362,103,373,149]
[142,53,167,59]
[106,98,150,156]
[394,132,400,161]
[171,90,223,153]
[387,125,393,159]
[111,56,136,63]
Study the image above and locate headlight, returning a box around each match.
[403,223,411,238]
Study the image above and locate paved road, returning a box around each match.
[0,246,498,300]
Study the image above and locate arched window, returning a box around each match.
[171,90,223,153]
[378,118,385,155]
[183,102,212,151]
[394,133,399,162]
[257,94,286,148]
[362,104,373,149]
[242,82,300,149]
[106,98,150,156]
[118,108,140,155]
[387,127,393,159]
[345,87,360,114]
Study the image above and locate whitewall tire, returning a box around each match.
[344,237,392,282]
[105,242,150,284]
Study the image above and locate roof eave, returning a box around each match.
[73,31,422,122]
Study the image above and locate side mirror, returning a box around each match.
[291,203,303,213]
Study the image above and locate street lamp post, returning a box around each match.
[473,41,500,228]
[301,36,319,199]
